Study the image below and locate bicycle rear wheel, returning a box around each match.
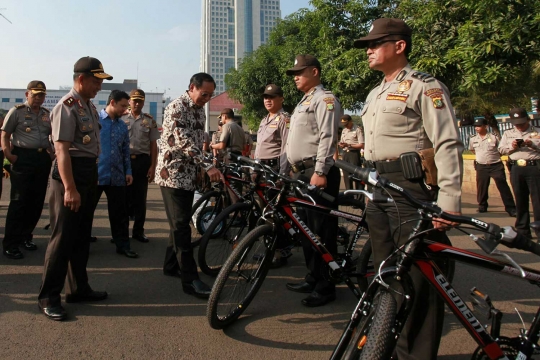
[198,202,253,276]
[207,224,275,329]
[191,190,225,247]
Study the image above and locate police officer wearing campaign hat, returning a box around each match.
[1,81,53,259]
[339,114,364,190]
[355,18,463,358]
[284,54,342,307]
[469,117,516,216]
[121,89,160,243]
[499,108,540,240]
[38,57,113,321]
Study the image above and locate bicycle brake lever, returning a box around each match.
[491,250,526,278]
[240,165,256,171]
[296,187,316,205]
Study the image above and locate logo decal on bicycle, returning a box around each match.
[292,212,322,246]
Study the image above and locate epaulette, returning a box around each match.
[42,107,50,113]
[14,104,25,109]
[411,71,436,83]
[64,97,75,107]
[144,113,154,119]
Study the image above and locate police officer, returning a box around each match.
[354,18,463,359]
[338,114,364,190]
[284,54,342,307]
[38,57,112,321]
[499,108,540,240]
[469,118,516,216]
[1,81,53,259]
[210,108,245,157]
[211,120,225,163]
[121,89,160,243]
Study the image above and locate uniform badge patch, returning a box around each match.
[25,127,31,133]
[78,109,86,116]
[397,80,412,92]
[424,88,443,97]
[64,97,75,107]
[82,135,91,144]
[323,97,335,111]
[431,96,444,109]
[386,93,409,102]
[41,115,50,122]
[142,119,149,126]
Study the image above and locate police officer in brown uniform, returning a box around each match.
[211,120,225,162]
[254,84,290,174]
[284,54,342,307]
[1,81,53,259]
[469,118,516,216]
[121,89,160,243]
[499,108,540,240]
[211,108,245,156]
[339,114,364,190]
[38,57,112,321]
[355,19,463,359]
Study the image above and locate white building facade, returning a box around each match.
[200,0,281,95]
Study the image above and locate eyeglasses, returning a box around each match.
[367,39,397,49]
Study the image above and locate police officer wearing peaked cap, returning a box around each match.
[339,114,364,190]
[354,18,463,359]
[284,54,342,307]
[1,81,53,259]
[498,108,540,240]
[38,57,113,321]
[469,117,516,216]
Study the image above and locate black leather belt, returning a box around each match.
[130,153,149,159]
[475,161,502,166]
[290,157,316,173]
[14,146,46,153]
[365,159,402,174]
[345,149,360,153]
[508,159,539,167]
[260,158,279,167]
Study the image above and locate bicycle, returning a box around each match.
[330,159,540,360]
[206,156,372,330]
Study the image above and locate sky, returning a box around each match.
[0,0,311,98]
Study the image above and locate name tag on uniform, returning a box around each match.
[269,125,277,128]
[386,93,409,102]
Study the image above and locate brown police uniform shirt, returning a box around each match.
[51,89,100,158]
[362,64,463,212]
[340,125,364,151]
[121,110,160,155]
[468,133,502,165]
[255,109,290,172]
[219,121,245,153]
[498,125,540,160]
[2,102,52,149]
[286,84,342,174]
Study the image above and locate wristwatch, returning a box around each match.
[315,171,325,176]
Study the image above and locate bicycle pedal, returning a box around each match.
[469,287,496,320]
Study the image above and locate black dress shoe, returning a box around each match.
[301,291,336,307]
[507,210,517,217]
[270,257,288,269]
[477,208,487,213]
[132,234,149,243]
[286,281,315,294]
[182,279,211,299]
[163,269,182,279]
[3,248,23,259]
[116,248,139,258]
[38,304,67,321]
[65,290,108,303]
[23,240,37,251]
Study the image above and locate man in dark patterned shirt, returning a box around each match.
[156,73,221,299]
[92,90,137,258]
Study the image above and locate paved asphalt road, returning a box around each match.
[1,179,539,360]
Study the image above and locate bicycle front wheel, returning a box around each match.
[191,190,225,247]
[207,224,276,329]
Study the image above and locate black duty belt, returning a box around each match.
[14,146,46,153]
[130,153,149,159]
[344,149,360,153]
[365,159,402,174]
[260,158,279,167]
[290,157,316,173]
[508,159,539,167]
[475,161,502,166]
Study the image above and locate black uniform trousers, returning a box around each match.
[475,162,515,212]
[510,164,540,238]
[365,171,453,360]
[341,150,363,190]
[94,185,131,250]
[38,158,97,307]
[3,147,52,251]
[292,165,340,294]
[160,186,199,283]
[126,154,151,237]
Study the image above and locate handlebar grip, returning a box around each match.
[335,160,371,183]
[307,185,336,203]
[236,156,257,166]
[512,233,540,256]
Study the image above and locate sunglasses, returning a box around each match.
[367,39,397,49]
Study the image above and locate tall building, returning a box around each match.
[200,0,281,94]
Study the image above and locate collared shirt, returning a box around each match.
[2,101,52,149]
[121,110,160,155]
[340,124,364,150]
[97,109,131,186]
[155,91,212,191]
[498,125,540,160]
[255,109,290,174]
[219,121,245,153]
[469,132,502,164]
[362,64,463,212]
[286,84,341,174]
[50,88,100,158]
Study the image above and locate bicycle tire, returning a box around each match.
[356,238,373,293]
[207,224,275,329]
[198,202,253,276]
[191,190,224,247]
[343,289,398,360]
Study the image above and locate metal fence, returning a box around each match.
[459,119,540,149]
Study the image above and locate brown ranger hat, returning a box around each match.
[353,18,412,48]
[508,107,530,125]
[27,80,47,95]
[74,56,113,80]
[219,108,234,119]
[341,114,352,123]
[130,89,145,100]
[263,84,283,97]
[286,55,321,76]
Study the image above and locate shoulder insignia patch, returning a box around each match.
[14,104,25,109]
[64,97,75,107]
[411,71,435,83]
[144,113,154,119]
[323,97,335,111]
[423,88,445,109]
